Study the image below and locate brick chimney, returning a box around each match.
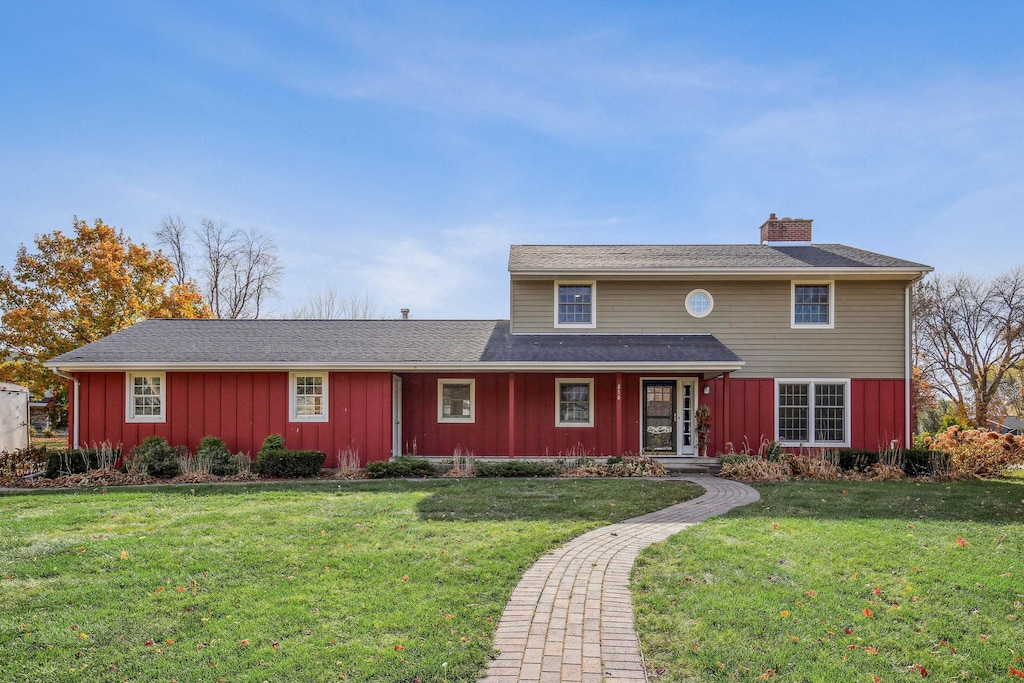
[759,213,813,244]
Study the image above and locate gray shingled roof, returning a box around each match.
[508,244,931,272]
[46,319,742,368]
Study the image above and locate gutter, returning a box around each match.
[50,368,79,449]
[511,266,934,279]
[42,361,745,376]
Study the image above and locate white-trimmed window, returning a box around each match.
[438,379,475,423]
[775,379,850,446]
[290,372,329,422]
[555,281,596,328]
[556,378,594,427]
[685,288,714,318]
[791,281,834,328]
[126,372,166,423]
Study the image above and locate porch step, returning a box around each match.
[651,456,721,475]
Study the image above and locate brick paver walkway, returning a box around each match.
[480,476,759,683]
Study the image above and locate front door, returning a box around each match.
[642,379,697,455]
[643,380,676,453]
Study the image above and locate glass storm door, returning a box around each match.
[679,382,695,454]
[643,381,677,453]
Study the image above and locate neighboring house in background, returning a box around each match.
[987,416,1024,435]
[45,215,932,466]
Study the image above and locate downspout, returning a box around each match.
[51,368,80,449]
[905,275,926,447]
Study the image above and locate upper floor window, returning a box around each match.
[685,288,714,318]
[556,378,594,427]
[438,379,475,423]
[555,282,596,328]
[792,282,834,328]
[290,371,329,422]
[126,372,166,423]
[776,379,849,446]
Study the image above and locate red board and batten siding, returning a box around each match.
[704,377,907,452]
[71,371,907,463]
[402,372,664,458]
[73,371,393,466]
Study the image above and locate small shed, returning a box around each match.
[0,382,31,452]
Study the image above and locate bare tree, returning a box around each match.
[914,267,1024,427]
[155,216,191,287]
[158,217,282,319]
[291,287,379,319]
[996,369,1024,419]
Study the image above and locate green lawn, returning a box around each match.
[633,480,1024,682]
[0,478,700,682]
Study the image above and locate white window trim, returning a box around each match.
[437,378,476,424]
[791,280,835,329]
[774,378,851,448]
[556,377,595,428]
[684,288,714,318]
[554,281,597,329]
[126,372,166,423]
[289,371,329,423]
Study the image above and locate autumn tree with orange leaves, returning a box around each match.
[0,217,211,423]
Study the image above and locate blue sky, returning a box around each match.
[2,1,1022,319]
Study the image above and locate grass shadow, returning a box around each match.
[1,477,702,524]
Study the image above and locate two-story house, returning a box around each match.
[46,215,932,465]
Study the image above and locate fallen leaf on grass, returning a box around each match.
[119,550,129,560]
[236,639,249,646]
[956,537,968,547]
[1009,666,1024,678]
[863,608,873,618]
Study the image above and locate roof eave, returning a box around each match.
[48,360,744,378]
[510,266,933,278]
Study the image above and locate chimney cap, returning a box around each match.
[400,308,410,320]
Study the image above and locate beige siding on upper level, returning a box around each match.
[511,278,909,378]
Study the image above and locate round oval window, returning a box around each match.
[685,289,713,318]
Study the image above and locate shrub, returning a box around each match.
[256,449,326,478]
[475,460,558,478]
[44,445,122,478]
[130,436,180,478]
[834,449,879,472]
[366,456,437,479]
[930,426,1024,478]
[720,458,790,481]
[258,434,286,458]
[609,455,667,477]
[718,453,752,466]
[197,435,237,476]
[789,452,842,480]
[332,446,364,479]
